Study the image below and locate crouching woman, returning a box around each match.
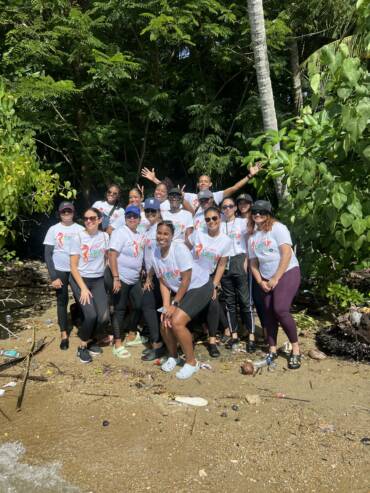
[152,221,213,379]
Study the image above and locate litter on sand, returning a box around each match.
[0,389,5,397]
[174,396,208,407]
[200,363,212,370]
[2,381,16,388]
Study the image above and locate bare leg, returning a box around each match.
[160,325,178,357]
[171,309,196,366]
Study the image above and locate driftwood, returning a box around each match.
[0,373,47,382]
[16,327,36,411]
[0,405,11,422]
[0,336,53,372]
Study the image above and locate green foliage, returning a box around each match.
[326,282,367,309]
[0,82,73,249]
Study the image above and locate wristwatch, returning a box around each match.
[171,300,180,307]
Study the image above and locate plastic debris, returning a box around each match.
[5,315,12,324]
[174,396,208,407]
[245,394,261,405]
[200,363,212,370]
[0,389,5,397]
[231,404,239,411]
[360,437,370,446]
[199,469,207,478]
[3,381,16,388]
[0,350,20,358]
[240,361,254,375]
[253,357,277,370]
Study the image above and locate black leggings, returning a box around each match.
[141,277,162,344]
[54,270,70,332]
[221,254,254,334]
[112,281,143,340]
[70,276,110,342]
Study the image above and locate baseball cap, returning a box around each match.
[198,190,213,200]
[125,205,141,216]
[251,200,272,214]
[58,201,75,212]
[168,187,182,196]
[144,198,160,210]
[236,193,253,204]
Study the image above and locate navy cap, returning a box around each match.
[125,205,141,216]
[168,187,182,196]
[144,197,160,210]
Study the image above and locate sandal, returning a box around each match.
[112,346,131,359]
[288,352,301,370]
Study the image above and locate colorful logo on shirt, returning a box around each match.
[56,232,64,248]
[81,240,106,262]
[157,267,181,283]
[250,238,274,254]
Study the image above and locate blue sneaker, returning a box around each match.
[77,347,92,364]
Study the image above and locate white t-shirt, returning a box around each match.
[43,222,84,272]
[162,209,193,242]
[184,190,224,210]
[137,211,150,234]
[152,242,209,293]
[70,230,109,278]
[221,217,248,256]
[248,222,299,279]
[143,222,158,271]
[109,226,144,285]
[193,209,207,233]
[92,200,125,229]
[189,230,232,275]
[159,200,170,211]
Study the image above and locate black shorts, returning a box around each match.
[179,279,213,319]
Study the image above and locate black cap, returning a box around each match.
[251,200,272,214]
[236,193,253,204]
[197,190,213,200]
[168,187,182,196]
[58,201,75,212]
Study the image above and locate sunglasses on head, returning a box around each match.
[251,209,270,216]
[126,213,139,219]
[84,215,98,222]
[222,204,234,210]
[60,209,73,214]
[145,209,158,214]
[205,216,219,223]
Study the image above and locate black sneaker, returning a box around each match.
[266,352,278,365]
[77,347,92,364]
[141,346,166,362]
[288,352,301,370]
[247,340,256,353]
[225,337,240,350]
[208,343,220,358]
[87,342,103,356]
[60,338,69,351]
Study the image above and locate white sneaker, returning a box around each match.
[176,362,200,380]
[161,356,180,373]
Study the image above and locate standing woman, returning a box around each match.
[70,208,110,363]
[92,184,125,234]
[220,197,256,352]
[187,206,232,357]
[108,205,144,359]
[152,221,213,379]
[154,181,172,212]
[141,198,166,361]
[248,200,301,369]
[162,188,193,243]
[43,201,84,350]
[128,187,150,234]
[236,193,267,341]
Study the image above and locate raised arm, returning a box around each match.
[223,162,263,198]
[141,167,161,185]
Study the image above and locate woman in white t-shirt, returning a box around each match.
[43,201,84,351]
[92,184,125,234]
[128,187,150,234]
[154,181,172,212]
[70,208,110,364]
[108,205,144,359]
[152,221,213,379]
[220,197,256,352]
[188,206,232,358]
[162,188,193,242]
[248,200,301,369]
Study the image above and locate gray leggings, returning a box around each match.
[70,276,110,342]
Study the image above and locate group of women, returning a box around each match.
[43,165,302,378]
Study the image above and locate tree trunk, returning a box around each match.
[289,37,303,113]
[247,0,285,201]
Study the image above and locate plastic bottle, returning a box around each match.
[0,349,20,358]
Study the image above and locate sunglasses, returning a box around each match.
[126,213,139,219]
[60,209,73,214]
[107,191,119,196]
[222,204,234,210]
[205,216,219,223]
[251,210,270,216]
[84,216,98,222]
[199,198,211,204]
[145,209,158,214]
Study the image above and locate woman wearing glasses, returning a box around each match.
[152,221,213,379]
[220,197,256,352]
[43,201,84,350]
[141,198,166,361]
[70,208,110,363]
[248,200,301,369]
[187,206,232,357]
[92,184,125,234]
[108,205,144,359]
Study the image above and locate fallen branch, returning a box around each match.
[47,361,65,375]
[0,405,11,422]
[0,322,19,339]
[0,373,47,382]
[0,336,53,372]
[79,391,121,398]
[190,409,198,436]
[16,326,36,411]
